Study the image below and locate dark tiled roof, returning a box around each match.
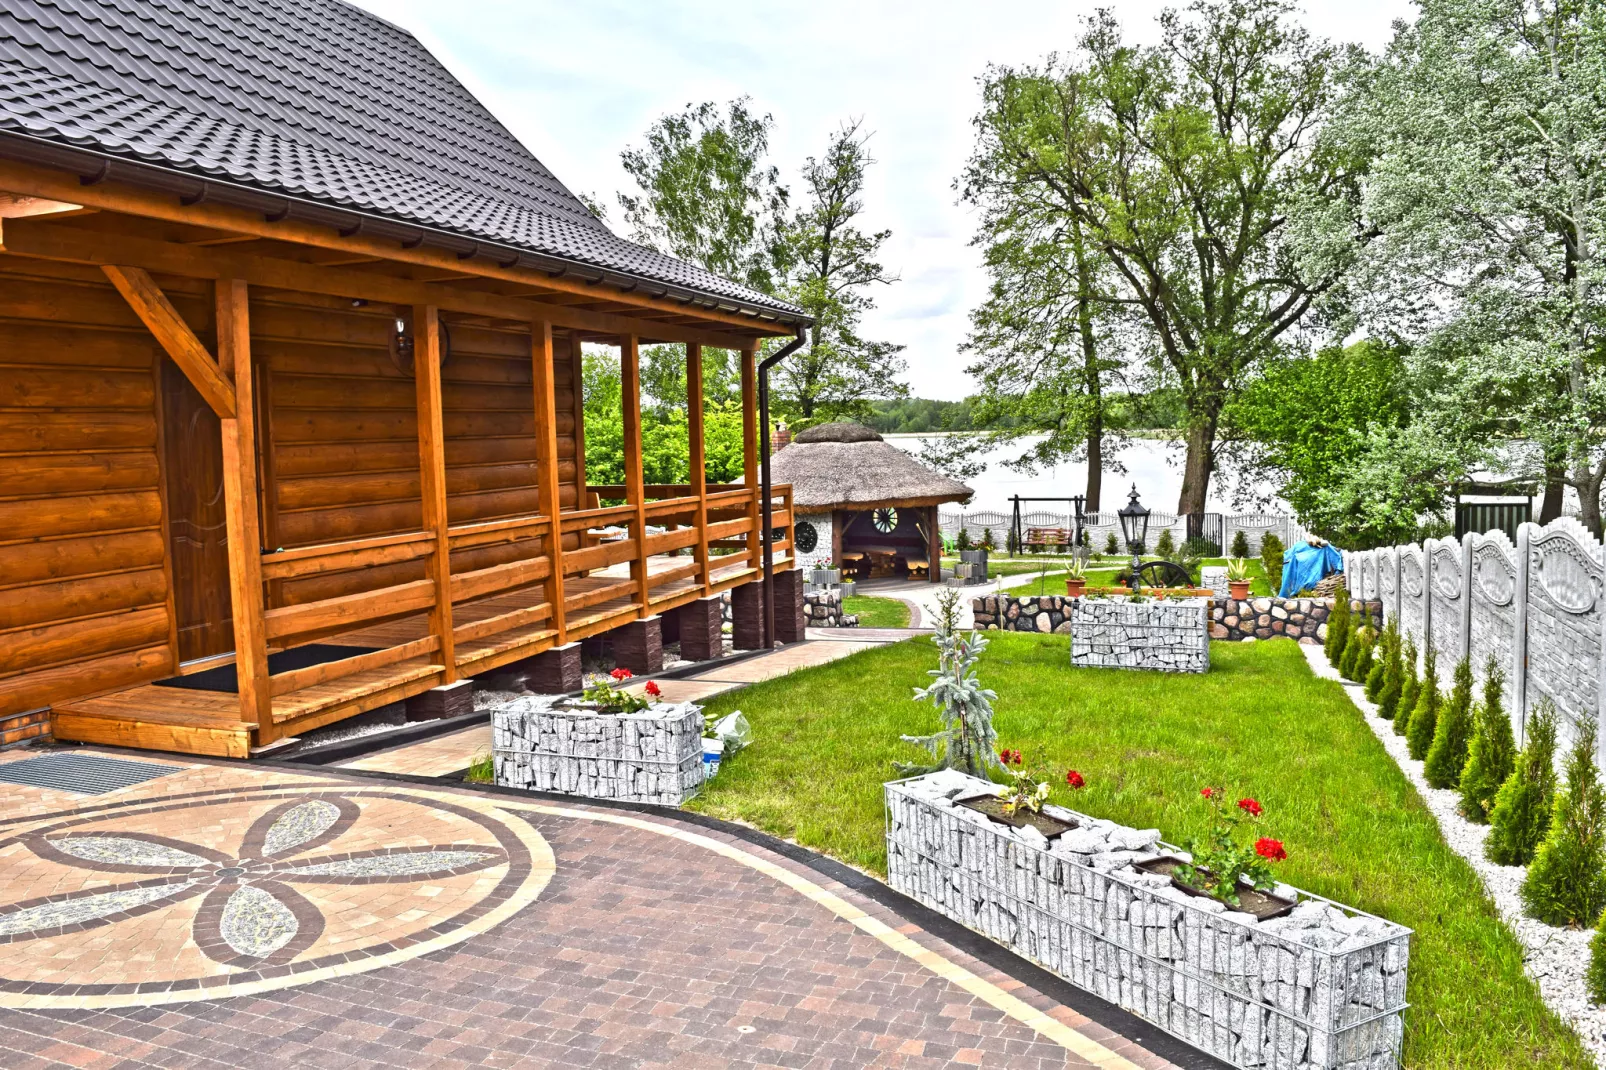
[0,0,804,321]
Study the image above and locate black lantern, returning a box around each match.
[1117,484,1150,591]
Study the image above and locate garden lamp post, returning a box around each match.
[1117,485,1150,592]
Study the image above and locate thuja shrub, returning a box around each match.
[1260,533,1285,592]
[1487,699,1560,866]
[1522,712,1606,927]
[1230,529,1250,560]
[1459,659,1515,824]
[1376,620,1405,719]
[1366,618,1397,704]
[1104,531,1119,555]
[1155,528,1176,558]
[1590,912,1606,1004]
[1425,656,1474,789]
[1393,636,1420,734]
[1406,646,1441,760]
[1326,585,1352,668]
[1344,624,1376,683]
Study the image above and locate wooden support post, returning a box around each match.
[531,320,568,643]
[103,265,236,418]
[567,333,588,505]
[741,344,760,573]
[687,343,711,591]
[929,505,942,583]
[621,334,651,612]
[414,305,456,681]
[216,279,271,738]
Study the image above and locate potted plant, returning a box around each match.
[1064,557,1087,597]
[1227,557,1251,600]
[1134,787,1294,920]
[956,749,1079,838]
[569,667,656,714]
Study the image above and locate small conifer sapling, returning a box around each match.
[1487,700,1560,866]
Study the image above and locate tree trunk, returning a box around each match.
[1072,221,1103,514]
[1085,421,1103,515]
[1578,467,1604,539]
[1177,418,1216,517]
[1539,454,1566,524]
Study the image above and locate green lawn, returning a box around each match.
[689,635,1588,1069]
[841,594,911,628]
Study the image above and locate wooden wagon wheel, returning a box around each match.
[1136,560,1194,589]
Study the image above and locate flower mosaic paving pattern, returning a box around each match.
[0,778,554,1007]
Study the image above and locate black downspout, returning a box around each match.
[758,329,808,648]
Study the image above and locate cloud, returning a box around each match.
[351,0,1415,399]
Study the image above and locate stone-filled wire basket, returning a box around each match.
[885,774,1410,1070]
[491,697,706,805]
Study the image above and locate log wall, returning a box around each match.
[0,257,178,716]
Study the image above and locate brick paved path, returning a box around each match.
[0,749,1180,1070]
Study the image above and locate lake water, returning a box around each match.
[883,433,1285,517]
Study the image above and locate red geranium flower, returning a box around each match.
[999,749,1022,766]
[610,667,633,682]
[1200,787,1216,799]
[1237,798,1263,817]
[1065,770,1085,790]
[644,681,662,698]
[1254,838,1287,862]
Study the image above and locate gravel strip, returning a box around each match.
[1300,643,1606,1064]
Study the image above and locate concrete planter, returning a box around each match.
[886,771,1410,1070]
[1071,597,1210,673]
[491,696,705,805]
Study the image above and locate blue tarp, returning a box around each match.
[1279,541,1344,598]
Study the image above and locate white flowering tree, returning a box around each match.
[1353,0,1606,530]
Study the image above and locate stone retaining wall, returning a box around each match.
[1071,598,1210,673]
[804,590,858,628]
[886,771,1411,1070]
[490,696,705,805]
[1211,598,1381,644]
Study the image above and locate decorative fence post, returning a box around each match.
[1513,522,1531,741]
[1459,535,1474,663]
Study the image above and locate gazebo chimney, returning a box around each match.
[771,420,791,451]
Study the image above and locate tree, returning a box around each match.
[1487,699,1560,866]
[619,98,789,295]
[959,0,1370,516]
[1406,646,1442,760]
[1522,711,1606,926]
[1425,656,1475,788]
[897,588,1005,778]
[1352,0,1606,533]
[1460,660,1516,823]
[772,121,905,422]
[1395,635,1420,736]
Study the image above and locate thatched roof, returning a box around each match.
[771,423,973,510]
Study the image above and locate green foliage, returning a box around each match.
[1406,647,1442,760]
[1230,530,1251,560]
[1461,661,1515,824]
[1104,531,1119,555]
[1351,626,1377,684]
[1228,341,1418,548]
[1425,657,1475,789]
[464,751,494,784]
[1326,585,1352,667]
[1364,618,1395,701]
[1175,789,1284,908]
[1395,636,1420,735]
[1155,528,1176,559]
[618,98,789,295]
[1589,911,1606,1004]
[896,589,1002,778]
[1377,621,1406,720]
[1522,713,1606,927]
[1487,700,1560,867]
[1260,534,1285,594]
[581,349,747,490]
[954,528,972,552]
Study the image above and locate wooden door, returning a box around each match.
[160,358,234,662]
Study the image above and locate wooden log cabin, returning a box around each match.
[0,0,810,757]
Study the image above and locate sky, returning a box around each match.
[352,0,1419,401]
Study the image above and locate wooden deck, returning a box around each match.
[49,552,777,758]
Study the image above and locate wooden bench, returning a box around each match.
[904,555,930,579]
[1026,527,1073,552]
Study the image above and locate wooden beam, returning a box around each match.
[687,342,711,592]
[413,305,456,681]
[531,319,568,643]
[215,278,272,737]
[0,159,796,339]
[3,216,765,351]
[741,344,761,574]
[621,334,651,613]
[101,264,236,418]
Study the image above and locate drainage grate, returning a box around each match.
[0,753,177,795]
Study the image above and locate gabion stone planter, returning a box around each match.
[886,772,1410,1070]
[491,696,705,804]
[1071,597,1210,673]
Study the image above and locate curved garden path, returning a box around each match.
[0,746,1186,1070]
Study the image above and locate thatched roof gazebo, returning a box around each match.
[771,422,972,583]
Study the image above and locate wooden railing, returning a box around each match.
[250,482,789,708]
